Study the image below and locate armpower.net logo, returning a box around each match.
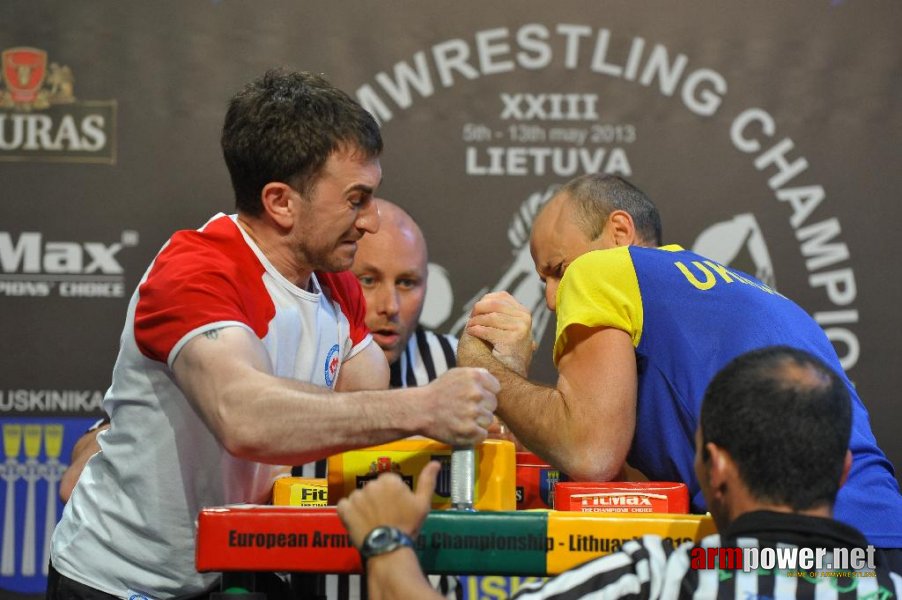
[0,46,116,163]
[692,545,878,575]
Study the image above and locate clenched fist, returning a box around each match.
[465,291,535,377]
[415,368,499,446]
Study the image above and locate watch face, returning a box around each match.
[362,526,412,559]
[370,528,391,547]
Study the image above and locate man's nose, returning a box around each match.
[545,280,558,312]
[357,199,380,234]
[375,285,400,317]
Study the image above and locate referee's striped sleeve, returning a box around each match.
[394,327,457,388]
[510,535,677,599]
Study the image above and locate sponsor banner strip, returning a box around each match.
[546,512,716,573]
[195,505,715,575]
[419,511,547,575]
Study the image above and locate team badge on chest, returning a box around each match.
[323,344,340,388]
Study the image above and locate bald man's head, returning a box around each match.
[352,199,429,364]
[529,175,661,311]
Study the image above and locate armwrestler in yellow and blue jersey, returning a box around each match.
[458,173,902,556]
[555,244,902,548]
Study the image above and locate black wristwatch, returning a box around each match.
[359,526,415,560]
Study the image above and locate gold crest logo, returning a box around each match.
[0,47,115,163]
[1,47,75,111]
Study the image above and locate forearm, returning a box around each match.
[461,335,628,481]
[337,462,445,600]
[212,372,429,465]
[366,550,442,600]
[174,328,496,465]
[488,363,618,480]
[59,423,108,503]
[59,444,96,503]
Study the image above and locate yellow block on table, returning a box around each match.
[272,477,328,506]
[545,511,717,573]
[324,439,516,510]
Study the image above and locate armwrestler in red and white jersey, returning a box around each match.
[48,70,499,600]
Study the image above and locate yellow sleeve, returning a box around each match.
[553,247,643,365]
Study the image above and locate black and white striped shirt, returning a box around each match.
[389,326,458,389]
[510,511,902,599]
[293,326,459,600]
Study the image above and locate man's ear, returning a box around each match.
[838,450,853,489]
[705,442,734,493]
[607,210,637,247]
[261,182,295,229]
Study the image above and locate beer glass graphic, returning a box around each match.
[1,424,23,576]
[20,424,42,576]
[1,423,68,580]
[42,425,64,575]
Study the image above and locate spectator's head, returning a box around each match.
[530,174,661,311]
[696,346,853,530]
[352,199,428,364]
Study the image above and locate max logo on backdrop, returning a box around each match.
[0,48,130,300]
[0,46,116,164]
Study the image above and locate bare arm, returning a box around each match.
[335,340,390,392]
[337,461,444,600]
[459,318,636,481]
[172,326,499,466]
[59,421,110,503]
[364,549,439,600]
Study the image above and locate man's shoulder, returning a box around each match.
[507,534,696,600]
[317,270,365,301]
[568,244,687,274]
[143,214,262,291]
[133,215,273,363]
[569,245,633,272]
[156,214,250,270]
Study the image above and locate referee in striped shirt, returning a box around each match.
[294,199,459,599]
[337,346,902,599]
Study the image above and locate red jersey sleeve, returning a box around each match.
[134,217,274,364]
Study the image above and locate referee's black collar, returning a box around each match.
[722,510,869,549]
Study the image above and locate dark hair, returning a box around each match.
[221,69,382,215]
[700,346,852,511]
[559,174,663,246]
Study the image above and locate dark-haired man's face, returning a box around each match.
[291,148,382,273]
